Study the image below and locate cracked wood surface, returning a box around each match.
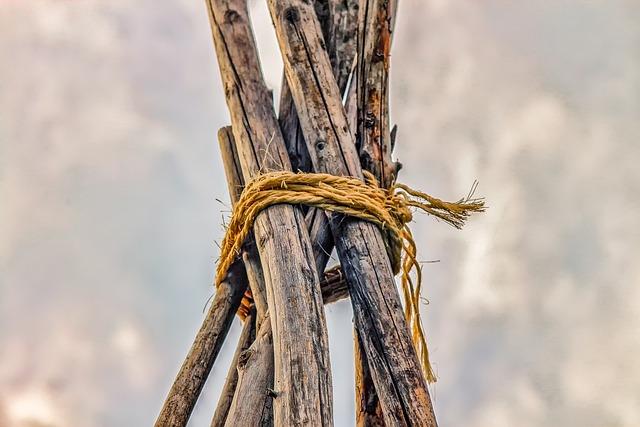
[267,0,438,425]
[206,1,333,425]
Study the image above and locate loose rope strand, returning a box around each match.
[214,170,485,382]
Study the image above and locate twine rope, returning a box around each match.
[214,171,485,382]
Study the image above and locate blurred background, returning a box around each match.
[1,0,639,426]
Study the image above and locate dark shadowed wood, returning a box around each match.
[353,0,401,423]
[211,311,256,427]
[355,331,385,427]
[154,263,247,427]
[355,0,401,188]
[267,0,438,425]
[205,1,333,425]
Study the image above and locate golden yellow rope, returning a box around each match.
[214,171,484,383]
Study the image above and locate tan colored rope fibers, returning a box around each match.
[214,171,485,382]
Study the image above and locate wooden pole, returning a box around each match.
[217,125,350,427]
[211,310,256,427]
[267,0,438,424]
[154,263,247,427]
[205,1,333,424]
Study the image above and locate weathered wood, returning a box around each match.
[218,126,269,328]
[205,1,333,425]
[224,317,275,427]
[355,0,401,188]
[211,311,256,427]
[355,331,385,427]
[154,263,248,427]
[218,126,347,427]
[217,126,274,426]
[279,0,358,173]
[267,1,438,425]
[353,0,400,423]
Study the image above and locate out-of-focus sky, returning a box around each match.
[1,0,639,426]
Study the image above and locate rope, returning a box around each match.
[214,171,485,383]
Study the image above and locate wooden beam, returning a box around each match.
[154,263,247,427]
[267,1,438,425]
[205,1,333,425]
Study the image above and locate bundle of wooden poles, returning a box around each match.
[156,0,439,425]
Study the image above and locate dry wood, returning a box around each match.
[218,126,269,328]
[205,1,333,425]
[216,128,273,426]
[355,0,401,188]
[220,125,352,426]
[211,310,256,427]
[154,264,247,427]
[353,0,400,423]
[224,318,275,427]
[355,331,385,427]
[267,1,438,425]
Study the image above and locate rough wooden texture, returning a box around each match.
[218,127,274,426]
[355,331,385,427]
[353,0,400,423]
[205,1,333,425]
[211,311,256,427]
[219,127,269,327]
[279,0,358,173]
[154,264,248,427]
[267,1,438,425]
[355,0,401,188]
[223,318,275,427]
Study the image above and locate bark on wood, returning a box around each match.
[211,311,256,427]
[205,1,333,425]
[267,1,438,425]
[154,264,248,427]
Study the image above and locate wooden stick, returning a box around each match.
[214,128,273,427]
[219,125,348,426]
[211,310,256,427]
[355,331,385,427]
[355,0,401,188]
[205,1,333,425]
[154,263,248,427]
[224,317,275,426]
[267,1,438,425]
[353,0,400,423]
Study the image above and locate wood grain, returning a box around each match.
[267,0,438,424]
[206,1,333,425]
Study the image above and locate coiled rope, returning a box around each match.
[214,170,485,382]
